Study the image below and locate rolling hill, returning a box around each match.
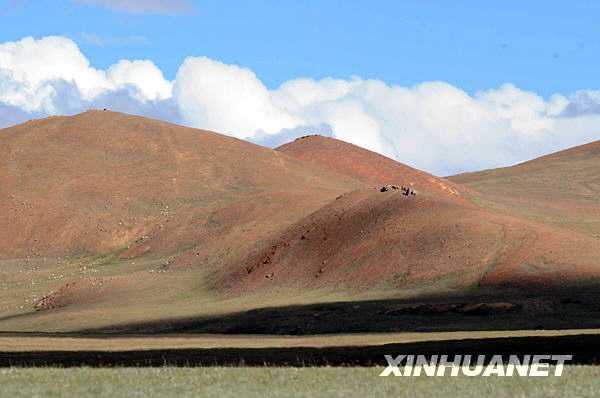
[1,112,599,333]
[0,111,363,259]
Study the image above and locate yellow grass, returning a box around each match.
[3,328,600,352]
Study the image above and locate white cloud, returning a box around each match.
[74,0,193,14]
[267,79,598,174]
[273,77,355,109]
[0,36,109,112]
[0,36,171,114]
[0,35,599,175]
[174,56,300,137]
[476,84,560,135]
[108,60,172,101]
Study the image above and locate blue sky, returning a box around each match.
[1,0,599,175]
[2,0,599,96]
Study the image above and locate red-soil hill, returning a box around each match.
[0,111,361,259]
[222,186,600,296]
[277,135,469,200]
[224,138,600,297]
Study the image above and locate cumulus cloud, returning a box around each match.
[266,78,597,174]
[0,35,599,175]
[174,56,300,137]
[108,60,172,101]
[74,0,194,14]
[0,36,172,115]
[0,36,109,112]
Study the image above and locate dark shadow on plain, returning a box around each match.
[77,284,600,335]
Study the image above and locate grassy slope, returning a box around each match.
[449,139,600,238]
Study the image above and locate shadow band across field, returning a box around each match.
[82,290,600,335]
[2,334,600,367]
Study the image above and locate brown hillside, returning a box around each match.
[277,135,469,200]
[222,186,600,296]
[0,111,362,259]
[223,136,600,298]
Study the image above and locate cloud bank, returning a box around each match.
[1,35,599,175]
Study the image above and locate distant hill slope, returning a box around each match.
[449,139,600,238]
[277,135,468,200]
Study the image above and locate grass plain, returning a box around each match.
[2,366,600,398]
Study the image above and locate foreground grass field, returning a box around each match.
[2,367,600,398]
